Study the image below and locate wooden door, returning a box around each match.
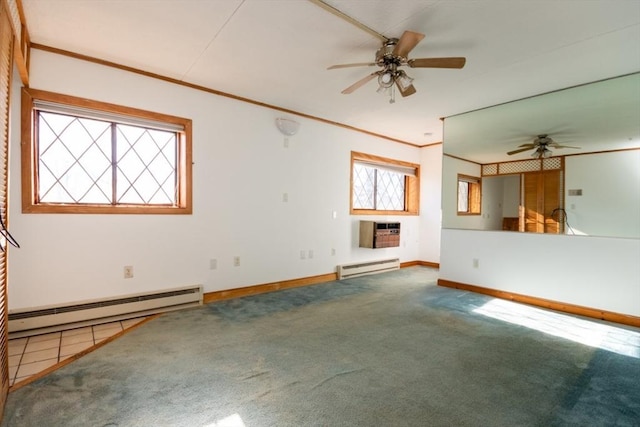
[521,170,563,234]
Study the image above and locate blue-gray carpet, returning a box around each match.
[3,267,639,426]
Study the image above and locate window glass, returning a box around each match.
[457,174,481,215]
[350,152,419,215]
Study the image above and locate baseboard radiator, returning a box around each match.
[8,285,203,338]
[337,258,400,280]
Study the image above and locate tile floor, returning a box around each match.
[7,317,146,387]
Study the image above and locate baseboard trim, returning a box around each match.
[204,273,338,304]
[437,279,640,328]
[401,260,439,268]
[204,261,439,304]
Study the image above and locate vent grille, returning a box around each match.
[8,285,202,338]
[337,258,400,280]
[9,288,200,320]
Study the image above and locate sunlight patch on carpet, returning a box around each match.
[474,298,640,359]
[203,413,246,427]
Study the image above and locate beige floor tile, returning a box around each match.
[93,322,123,332]
[8,354,22,369]
[61,332,94,347]
[60,341,94,357]
[21,347,59,365]
[28,332,61,343]
[25,337,61,353]
[8,338,27,356]
[61,326,92,338]
[58,354,73,363]
[93,328,122,341]
[9,365,18,385]
[15,358,58,379]
[121,318,144,329]
[10,316,149,386]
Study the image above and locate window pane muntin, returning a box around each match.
[37,112,113,204]
[376,169,405,211]
[116,124,177,205]
[353,163,375,209]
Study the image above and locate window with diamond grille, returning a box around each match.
[350,151,419,215]
[22,88,192,214]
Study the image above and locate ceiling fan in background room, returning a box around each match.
[310,0,466,103]
[507,134,581,158]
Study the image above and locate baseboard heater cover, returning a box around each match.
[8,285,203,338]
[337,258,400,280]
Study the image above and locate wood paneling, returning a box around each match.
[522,170,562,234]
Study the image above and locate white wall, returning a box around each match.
[440,228,640,316]
[418,145,443,263]
[501,175,520,218]
[565,150,640,238]
[7,50,441,310]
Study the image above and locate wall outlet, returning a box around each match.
[473,258,479,268]
[209,259,217,270]
[233,256,240,267]
[331,248,336,256]
[308,249,314,259]
[300,250,306,260]
[282,193,288,202]
[124,265,134,279]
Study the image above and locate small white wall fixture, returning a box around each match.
[275,117,300,136]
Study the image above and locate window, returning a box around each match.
[457,174,481,215]
[21,88,192,214]
[350,151,419,215]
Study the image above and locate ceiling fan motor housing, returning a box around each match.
[375,39,401,66]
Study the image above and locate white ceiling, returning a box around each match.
[21,0,640,157]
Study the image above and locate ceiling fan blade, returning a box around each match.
[341,73,378,94]
[392,30,425,58]
[396,80,416,97]
[518,143,536,148]
[507,147,534,155]
[328,62,376,70]
[408,57,466,69]
[553,145,581,149]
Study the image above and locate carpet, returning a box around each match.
[2,267,639,426]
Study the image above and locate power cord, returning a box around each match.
[550,207,575,235]
[0,210,19,252]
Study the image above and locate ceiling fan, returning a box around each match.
[507,134,580,158]
[327,30,466,101]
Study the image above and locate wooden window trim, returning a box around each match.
[457,174,481,216]
[21,88,192,214]
[350,151,420,216]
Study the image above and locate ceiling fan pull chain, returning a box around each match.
[390,85,396,104]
